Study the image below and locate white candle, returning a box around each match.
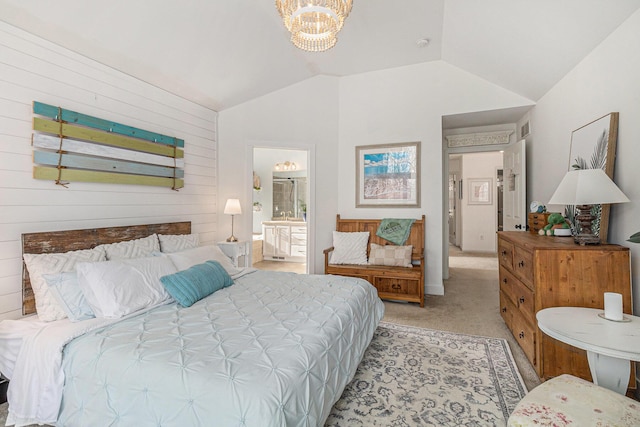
[604,292,623,321]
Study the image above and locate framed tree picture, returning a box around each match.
[566,112,619,243]
[356,141,420,207]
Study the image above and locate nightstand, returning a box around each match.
[216,241,250,268]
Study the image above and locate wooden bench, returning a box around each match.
[323,215,425,307]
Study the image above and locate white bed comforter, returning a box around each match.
[3,270,384,427]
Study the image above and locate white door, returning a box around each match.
[502,140,527,231]
[448,173,457,244]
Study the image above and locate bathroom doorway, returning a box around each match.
[252,147,309,274]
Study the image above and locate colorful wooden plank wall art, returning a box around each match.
[31,101,185,189]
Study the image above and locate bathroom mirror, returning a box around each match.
[272,170,307,220]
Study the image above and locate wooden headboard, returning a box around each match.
[21,221,191,315]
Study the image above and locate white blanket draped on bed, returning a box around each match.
[3,270,384,427]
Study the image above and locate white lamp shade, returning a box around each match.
[548,169,629,205]
[224,198,242,215]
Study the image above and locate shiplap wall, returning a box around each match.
[0,22,218,320]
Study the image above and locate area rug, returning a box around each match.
[326,322,527,426]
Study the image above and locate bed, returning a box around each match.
[1,222,384,426]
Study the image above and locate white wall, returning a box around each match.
[0,23,218,319]
[218,76,340,273]
[526,9,640,311]
[338,61,533,295]
[459,151,503,252]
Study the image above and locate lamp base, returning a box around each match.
[226,235,238,242]
[574,233,601,245]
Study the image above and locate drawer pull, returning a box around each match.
[519,331,525,339]
[501,250,507,256]
[501,307,507,313]
[518,260,525,267]
[519,296,525,304]
[391,284,401,290]
[502,278,507,284]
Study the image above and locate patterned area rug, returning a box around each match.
[326,322,527,426]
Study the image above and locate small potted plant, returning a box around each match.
[628,232,640,244]
[299,201,307,222]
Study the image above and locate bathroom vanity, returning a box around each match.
[262,220,307,262]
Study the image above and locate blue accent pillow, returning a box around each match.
[43,272,96,321]
[160,260,233,307]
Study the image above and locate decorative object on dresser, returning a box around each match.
[528,212,551,235]
[564,112,619,243]
[324,215,425,307]
[497,231,634,391]
[223,198,242,242]
[548,168,629,245]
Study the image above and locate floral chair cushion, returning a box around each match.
[508,374,640,426]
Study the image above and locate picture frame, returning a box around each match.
[468,178,492,205]
[566,112,619,243]
[356,141,420,208]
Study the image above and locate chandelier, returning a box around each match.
[275,0,353,52]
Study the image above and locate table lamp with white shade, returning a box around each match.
[224,198,242,242]
[548,169,629,245]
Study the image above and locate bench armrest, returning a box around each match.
[322,247,335,255]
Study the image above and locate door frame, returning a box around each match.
[246,141,316,273]
[442,143,510,279]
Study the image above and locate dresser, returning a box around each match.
[497,231,633,386]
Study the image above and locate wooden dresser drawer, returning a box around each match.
[499,266,517,303]
[499,290,514,330]
[512,278,535,325]
[498,239,514,270]
[513,246,533,288]
[511,313,536,367]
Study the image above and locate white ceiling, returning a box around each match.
[1,0,639,114]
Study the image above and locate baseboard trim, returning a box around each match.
[426,283,445,296]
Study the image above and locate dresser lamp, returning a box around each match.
[224,198,242,242]
[548,169,629,245]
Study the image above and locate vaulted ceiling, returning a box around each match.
[1,1,639,112]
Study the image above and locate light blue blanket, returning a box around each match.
[376,218,415,245]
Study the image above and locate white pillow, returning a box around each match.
[368,243,413,268]
[329,231,369,265]
[43,272,95,321]
[23,246,107,322]
[100,234,160,260]
[167,245,242,277]
[158,233,199,253]
[76,256,176,318]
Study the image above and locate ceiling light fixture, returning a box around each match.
[275,0,353,52]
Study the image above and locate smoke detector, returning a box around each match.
[416,38,430,48]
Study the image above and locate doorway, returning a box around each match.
[252,147,309,274]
